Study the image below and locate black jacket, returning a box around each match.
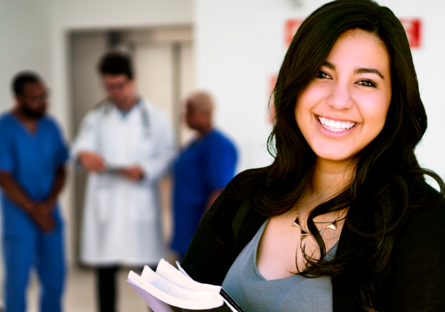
[181,168,445,311]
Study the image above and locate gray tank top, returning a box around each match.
[222,220,337,312]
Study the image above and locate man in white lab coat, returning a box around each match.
[71,51,176,312]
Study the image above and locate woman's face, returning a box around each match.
[295,29,392,163]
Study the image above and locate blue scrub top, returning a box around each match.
[171,129,237,255]
[0,113,69,234]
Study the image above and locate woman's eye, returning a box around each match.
[357,79,377,88]
[315,71,330,79]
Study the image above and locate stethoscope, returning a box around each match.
[94,97,150,138]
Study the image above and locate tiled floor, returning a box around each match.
[27,267,149,312]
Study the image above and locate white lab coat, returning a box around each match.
[71,99,176,266]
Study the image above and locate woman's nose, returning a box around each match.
[325,82,354,111]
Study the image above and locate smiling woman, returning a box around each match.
[180,1,445,311]
[296,29,392,163]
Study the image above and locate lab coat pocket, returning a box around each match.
[130,187,156,222]
[95,188,112,223]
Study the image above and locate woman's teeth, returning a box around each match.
[318,116,356,132]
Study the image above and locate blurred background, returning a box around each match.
[0,0,444,310]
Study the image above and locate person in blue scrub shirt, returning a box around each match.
[0,72,68,312]
[171,92,237,259]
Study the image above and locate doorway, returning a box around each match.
[69,25,194,266]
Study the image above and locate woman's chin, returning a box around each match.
[314,151,355,164]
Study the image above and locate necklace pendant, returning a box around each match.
[326,221,337,230]
[292,221,301,228]
[292,216,301,229]
[300,231,310,241]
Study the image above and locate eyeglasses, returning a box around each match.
[21,90,50,104]
[104,80,130,91]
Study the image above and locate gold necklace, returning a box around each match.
[292,207,346,241]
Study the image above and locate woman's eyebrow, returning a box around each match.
[322,61,385,79]
[354,67,384,79]
[322,61,336,70]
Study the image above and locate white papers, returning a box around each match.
[127,259,227,311]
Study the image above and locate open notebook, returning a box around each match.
[127,259,244,312]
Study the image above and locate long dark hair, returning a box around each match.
[251,0,444,310]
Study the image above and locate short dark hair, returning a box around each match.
[12,71,41,96]
[98,51,134,79]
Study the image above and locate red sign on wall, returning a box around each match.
[399,18,422,48]
[284,18,422,48]
[284,19,304,46]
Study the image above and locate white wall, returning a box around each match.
[194,0,445,179]
[0,0,53,111]
[195,0,300,171]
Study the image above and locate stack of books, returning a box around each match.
[127,259,244,312]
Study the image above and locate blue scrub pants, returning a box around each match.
[2,226,65,312]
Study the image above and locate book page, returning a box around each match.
[127,279,232,312]
[127,279,174,312]
[140,267,221,303]
[127,271,223,310]
[173,261,242,312]
[156,260,221,292]
[127,261,243,312]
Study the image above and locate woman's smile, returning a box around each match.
[317,116,357,132]
[316,115,358,139]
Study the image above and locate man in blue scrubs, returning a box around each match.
[0,72,68,312]
[171,92,237,259]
